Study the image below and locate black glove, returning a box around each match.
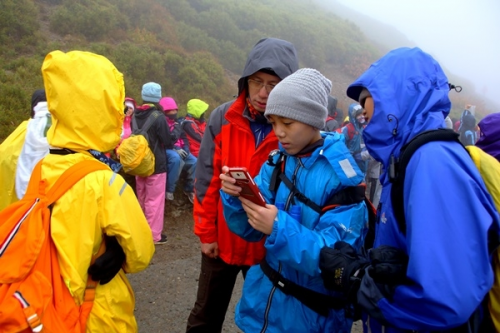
[320,241,369,296]
[88,236,126,285]
[368,245,408,285]
[174,148,188,160]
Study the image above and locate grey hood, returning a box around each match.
[237,37,299,95]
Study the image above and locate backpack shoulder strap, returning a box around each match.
[268,150,286,192]
[29,159,111,205]
[391,129,460,234]
[131,111,161,135]
[139,111,162,135]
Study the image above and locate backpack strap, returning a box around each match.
[25,159,110,202]
[45,160,111,205]
[268,149,286,192]
[390,129,460,234]
[260,258,347,316]
[132,111,162,136]
[80,239,106,331]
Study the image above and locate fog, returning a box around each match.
[329,0,500,112]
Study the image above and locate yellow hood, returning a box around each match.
[187,99,209,119]
[42,51,125,152]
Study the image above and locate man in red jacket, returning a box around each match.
[186,37,299,332]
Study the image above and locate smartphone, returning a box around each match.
[227,167,266,207]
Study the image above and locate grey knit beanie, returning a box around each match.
[265,68,332,129]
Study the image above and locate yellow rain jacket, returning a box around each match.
[0,120,28,210]
[466,146,500,331]
[41,50,155,332]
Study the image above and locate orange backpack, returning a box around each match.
[0,159,109,333]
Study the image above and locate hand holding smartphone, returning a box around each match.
[227,167,266,207]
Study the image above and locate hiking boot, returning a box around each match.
[184,191,195,204]
[166,192,174,201]
[154,234,167,245]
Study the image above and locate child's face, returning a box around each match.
[268,115,321,155]
[361,96,374,124]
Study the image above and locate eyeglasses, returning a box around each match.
[248,79,277,93]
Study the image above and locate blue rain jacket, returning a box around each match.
[342,103,367,173]
[347,47,500,332]
[222,132,368,333]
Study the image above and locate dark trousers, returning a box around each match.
[186,254,250,333]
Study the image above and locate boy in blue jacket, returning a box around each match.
[219,68,368,333]
[322,47,500,332]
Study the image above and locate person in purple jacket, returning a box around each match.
[476,112,500,161]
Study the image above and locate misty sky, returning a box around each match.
[335,0,500,109]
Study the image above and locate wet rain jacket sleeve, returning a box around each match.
[358,143,497,331]
[98,170,155,273]
[221,192,265,242]
[193,106,224,243]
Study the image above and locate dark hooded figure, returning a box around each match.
[459,111,477,146]
[323,95,340,131]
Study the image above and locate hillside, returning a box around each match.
[313,0,496,121]
[0,0,487,142]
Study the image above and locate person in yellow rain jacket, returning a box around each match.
[40,50,155,332]
[0,120,28,210]
[0,89,49,210]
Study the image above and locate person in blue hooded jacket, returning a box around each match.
[321,47,500,332]
[219,68,368,333]
[341,103,368,174]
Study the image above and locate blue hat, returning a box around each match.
[141,82,162,103]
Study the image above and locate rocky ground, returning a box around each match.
[128,190,363,333]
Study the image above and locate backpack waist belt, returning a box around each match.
[260,259,346,317]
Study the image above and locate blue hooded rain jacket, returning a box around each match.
[346,47,500,332]
[221,133,368,333]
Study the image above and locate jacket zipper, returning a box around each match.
[261,158,302,332]
[260,263,282,333]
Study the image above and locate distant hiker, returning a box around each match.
[323,95,340,131]
[134,82,171,244]
[0,90,49,210]
[160,96,196,204]
[476,112,500,161]
[15,89,51,200]
[181,98,209,158]
[341,103,368,173]
[458,109,477,146]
